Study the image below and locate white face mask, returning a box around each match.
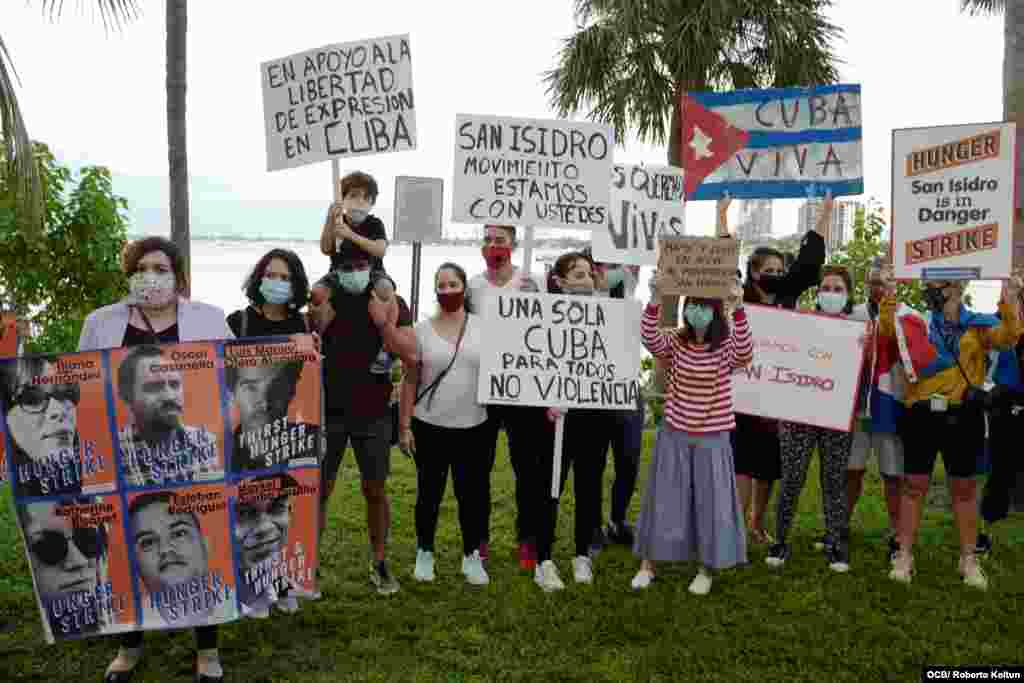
[817,291,848,315]
[130,272,177,308]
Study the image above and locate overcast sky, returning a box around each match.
[3,1,1004,240]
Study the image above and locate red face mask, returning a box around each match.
[482,245,511,270]
[437,290,465,313]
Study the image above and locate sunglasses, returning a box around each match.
[12,384,81,414]
[30,527,103,566]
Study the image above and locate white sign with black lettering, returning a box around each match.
[451,114,613,230]
[477,292,643,410]
[261,34,415,171]
[590,163,686,266]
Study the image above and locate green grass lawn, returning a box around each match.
[1,431,1022,682]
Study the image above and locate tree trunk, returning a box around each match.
[653,91,684,395]
[166,0,190,297]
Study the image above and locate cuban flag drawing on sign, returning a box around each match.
[681,84,863,200]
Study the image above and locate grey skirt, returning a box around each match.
[633,426,747,569]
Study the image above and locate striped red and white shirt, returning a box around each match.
[642,305,753,434]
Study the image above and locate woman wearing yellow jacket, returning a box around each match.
[876,266,1023,590]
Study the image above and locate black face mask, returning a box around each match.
[756,273,785,295]
[923,287,948,312]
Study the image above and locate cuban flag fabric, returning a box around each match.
[893,304,999,384]
[681,84,863,200]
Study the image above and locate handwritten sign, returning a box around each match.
[891,121,1016,280]
[3,336,322,643]
[451,114,613,230]
[590,163,686,266]
[656,236,740,298]
[682,84,863,200]
[393,176,443,242]
[476,292,642,409]
[731,306,866,432]
[261,35,415,171]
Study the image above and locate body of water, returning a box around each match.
[188,238,1002,320]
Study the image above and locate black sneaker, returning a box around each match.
[812,535,829,551]
[975,532,993,556]
[589,527,608,557]
[606,521,636,546]
[827,542,850,573]
[765,543,790,568]
[370,560,400,595]
[887,535,900,563]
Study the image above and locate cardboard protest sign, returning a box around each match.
[2,336,322,643]
[452,114,613,230]
[393,176,443,242]
[891,122,1017,280]
[261,34,415,171]
[731,306,867,432]
[656,237,740,298]
[476,292,642,409]
[590,164,686,266]
[682,84,863,200]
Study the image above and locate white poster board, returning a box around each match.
[590,163,686,266]
[261,35,415,171]
[892,121,1016,280]
[393,176,443,242]
[731,306,866,432]
[451,114,613,230]
[477,292,643,410]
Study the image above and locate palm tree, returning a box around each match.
[0,2,139,234]
[545,0,842,391]
[166,0,190,296]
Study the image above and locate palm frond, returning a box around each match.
[40,0,141,33]
[960,0,1006,16]
[0,34,43,234]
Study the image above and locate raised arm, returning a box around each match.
[984,270,1024,350]
[716,195,732,238]
[726,280,752,368]
[641,270,674,358]
[320,203,340,256]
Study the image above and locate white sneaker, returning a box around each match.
[533,560,565,592]
[461,551,490,586]
[413,549,435,582]
[959,554,988,591]
[888,550,913,584]
[572,556,594,584]
[688,568,713,596]
[630,568,654,590]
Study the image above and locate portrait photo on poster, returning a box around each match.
[261,34,415,171]
[125,485,238,631]
[16,495,138,643]
[223,336,321,475]
[110,342,225,490]
[0,352,117,499]
[230,467,320,617]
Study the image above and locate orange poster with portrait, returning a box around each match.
[109,342,226,489]
[0,351,117,497]
[124,484,239,631]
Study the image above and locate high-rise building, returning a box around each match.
[797,199,863,252]
[736,199,773,241]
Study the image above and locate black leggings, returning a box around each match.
[412,418,492,555]
[484,405,552,544]
[981,395,1024,524]
[120,625,218,650]
[536,410,613,562]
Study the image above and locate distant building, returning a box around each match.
[736,199,773,241]
[797,199,863,252]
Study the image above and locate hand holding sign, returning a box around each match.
[1005,268,1024,300]
[716,194,732,237]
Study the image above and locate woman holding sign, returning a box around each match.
[767,265,858,572]
[532,251,617,591]
[876,265,1023,590]
[79,237,233,683]
[630,264,752,595]
[398,263,491,587]
[733,196,829,546]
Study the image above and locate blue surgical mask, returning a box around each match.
[817,291,848,315]
[259,278,293,305]
[605,267,625,290]
[338,269,370,294]
[684,305,714,330]
[348,208,369,225]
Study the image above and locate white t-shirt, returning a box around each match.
[467,268,542,312]
[413,314,487,429]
